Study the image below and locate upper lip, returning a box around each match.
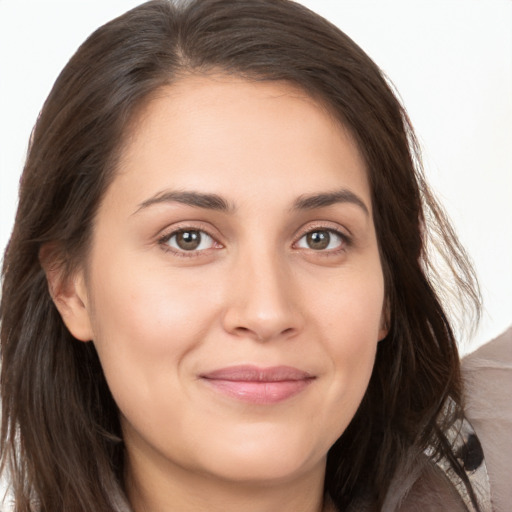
[200,365,314,382]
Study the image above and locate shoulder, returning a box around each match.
[340,329,512,512]
[394,462,468,512]
[462,326,512,512]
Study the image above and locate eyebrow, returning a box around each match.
[134,190,235,215]
[134,187,369,216]
[292,189,369,216]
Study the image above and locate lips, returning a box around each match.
[199,365,314,404]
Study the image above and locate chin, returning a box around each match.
[194,427,328,484]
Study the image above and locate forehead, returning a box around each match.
[110,74,371,212]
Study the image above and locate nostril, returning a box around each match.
[232,325,296,341]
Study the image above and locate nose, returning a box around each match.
[221,249,304,342]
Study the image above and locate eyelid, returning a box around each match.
[292,222,352,251]
[155,220,351,257]
[156,222,224,256]
[293,221,351,242]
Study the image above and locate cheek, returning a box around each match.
[89,246,218,340]
[335,282,383,372]
[308,266,384,426]
[85,258,227,453]
[85,250,223,401]
[310,262,385,352]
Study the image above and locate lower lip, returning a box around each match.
[202,378,312,404]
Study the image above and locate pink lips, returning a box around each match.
[200,365,314,404]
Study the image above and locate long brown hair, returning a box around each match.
[1,1,480,511]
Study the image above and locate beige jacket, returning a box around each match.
[462,326,512,512]
[392,326,512,512]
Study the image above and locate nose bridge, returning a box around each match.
[222,240,301,341]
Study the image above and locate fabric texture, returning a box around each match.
[462,325,512,512]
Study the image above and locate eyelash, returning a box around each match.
[157,224,351,258]
[294,227,350,254]
[158,225,221,258]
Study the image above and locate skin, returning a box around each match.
[54,76,388,512]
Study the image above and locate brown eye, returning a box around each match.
[297,229,345,251]
[306,231,329,250]
[165,230,215,252]
[176,231,201,250]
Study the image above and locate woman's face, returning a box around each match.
[69,76,387,488]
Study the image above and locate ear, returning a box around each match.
[40,244,94,342]
[378,299,390,342]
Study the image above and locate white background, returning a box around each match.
[0,0,511,353]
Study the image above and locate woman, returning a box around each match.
[0,1,487,511]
